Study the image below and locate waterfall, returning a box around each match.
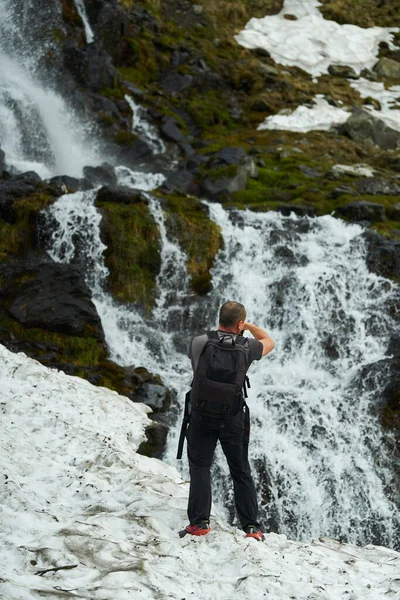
[43,176,400,548]
[1,0,399,552]
[73,0,95,44]
[0,0,102,178]
[125,95,166,155]
[193,204,399,549]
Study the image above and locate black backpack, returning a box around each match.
[191,331,249,416]
[177,331,250,459]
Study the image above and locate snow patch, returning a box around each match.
[258,95,350,132]
[1,345,399,599]
[235,0,398,77]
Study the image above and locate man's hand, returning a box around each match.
[241,321,275,357]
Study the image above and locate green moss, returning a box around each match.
[114,131,137,144]
[100,202,161,311]
[0,314,105,365]
[161,193,222,295]
[0,190,56,260]
[186,91,234,134]
[319,0,400,28]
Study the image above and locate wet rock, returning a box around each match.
[160,117,186,143]
[327,186,358,200]
[115,138,153,165]
[95,185,146,205]
[335,201,386,222]
[276,204,316,217]
[49,175,81,192]
[328,64,359,79]
[392,203,400,220]
[356,178,400,196]
[338,108,400,150]
[387,333,400,357]
[217,147,246,165]
[201,167,248,199]
[0,255,104,339]
[299,164,323,178]
[386,156,400,172]
[86,0,129,62]
[123,81,144,99]
[373,57,400,79]
[83,163,117,187]
[137,421,169,459]
[269,230,301,245]
[364,230,400,280]
[160,71,193,94]
[161,170,198,195]
[14,171,42,185]
[360,68,378,82]
[136,382,171,413]
[62,40,118,92]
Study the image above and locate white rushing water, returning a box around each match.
[0,0,102,177]
[73,0,95,44]
[125,95,166,155]
[44,182,400,548]
[200,205,399,548]
[1,0,399,552]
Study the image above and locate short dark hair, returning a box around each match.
[219,301,246,328]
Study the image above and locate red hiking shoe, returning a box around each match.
[178,520,211,538]
[244,525,265,541]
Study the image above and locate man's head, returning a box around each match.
[219,301,246,333]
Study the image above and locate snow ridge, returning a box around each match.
[0,345,399,599]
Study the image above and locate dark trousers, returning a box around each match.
[186,405,259,529]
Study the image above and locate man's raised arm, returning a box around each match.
[241,322,275,357]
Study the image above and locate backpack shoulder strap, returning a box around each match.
[206,330,219,340]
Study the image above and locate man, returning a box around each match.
[179,300,275,540]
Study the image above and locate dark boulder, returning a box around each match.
[299,164,323,178]
[373,57,400,79]
[392,204,400,220]
[160,117,186,143]
[161,170,198,195]
[338,108,400,150]
[95,185,146,205]
[49,175,82,192]
[160,71,193,94]
[137,421,169,459]
[62,40,117,92]
[356,178,400,196]
[216,147,246,165]
[335,201,386,222]
[363,230,400,280]
[327,185,358,200]
[86,0,129,62]
[136,382,171,413]
[0,255,104,339]
[328,64,359,79]
[115,138,153,166]
[83,163,117,187]
[202,168,248,199]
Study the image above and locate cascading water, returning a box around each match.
[125,95,166,155]
[0,0,102,178]
[73,0,95,44]
[1,0,399,552]
[190,204,399,549]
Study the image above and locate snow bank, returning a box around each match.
[235,0,398,77]
[0,344,399,599]
[258,95,350,132]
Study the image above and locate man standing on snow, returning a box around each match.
[179,300,275,540]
